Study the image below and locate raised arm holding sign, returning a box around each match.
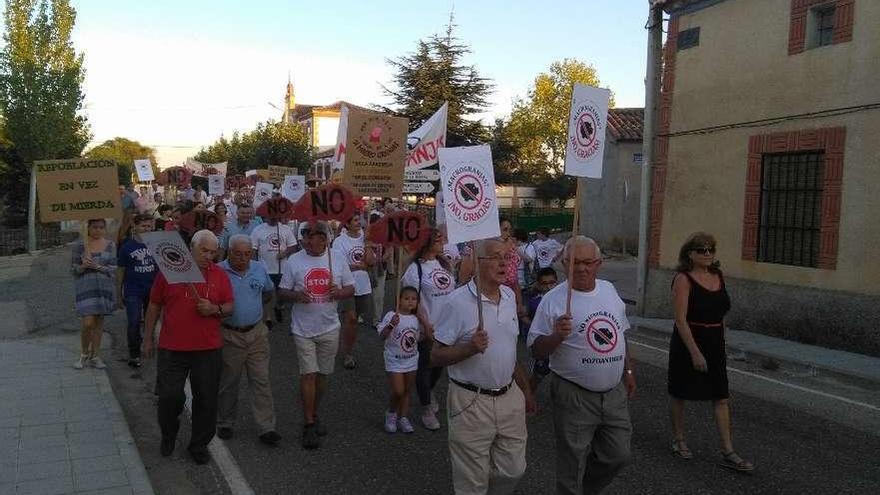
[292,182,362,277]
[367,210,432,310]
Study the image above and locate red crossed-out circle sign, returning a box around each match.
[453,173,485,211]
[575,111,599,149]
[399,328,418,353]
[431,269,452,291]
[157,243,192,273]
[585,318,618,354]
[304,267,331,298]
[350,246,365,264]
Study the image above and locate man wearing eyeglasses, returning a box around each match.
[432,238,536,495]
[527,236,635,495]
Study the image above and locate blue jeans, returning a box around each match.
[125,295,149,359]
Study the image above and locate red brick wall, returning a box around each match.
[741,127,846,269]
[789,0,855,55]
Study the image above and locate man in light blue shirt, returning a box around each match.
[218,204,262,259]
[217,235,281,445]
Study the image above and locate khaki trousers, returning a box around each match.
[217,323,276,434]
[447,381,527,495]
[550,375,632,495]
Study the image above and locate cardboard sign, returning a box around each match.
[438,145,500,245]
[253,182,274,208]
[157,166,193,187]
[133,159,154,182]
[140,231,205,284]
[256,197,296,222]
[292,183,358,223]
[268,166,298,185]
[367,210,431,251]
[225,175,248,191]
[342,110,408,198]
[178,210,225,236]
[35,158,122,222]
[281,175,306,202]
[564,83,610,178]
[208,174,225,196]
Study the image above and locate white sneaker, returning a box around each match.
[73,355,86,370]
[429,391,440,414]
[398,417,414,434]
[89,357,106,369]
[421,410,441,431]
[384,411,398,433]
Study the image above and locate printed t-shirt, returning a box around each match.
[532,238,563,269]
[250,222,297,274]
[377,311,421,373]
[331,231,372,296]
[401,259,454,320]
[279,249,355,338]
[434,282,519,390]
[117,238,157,298]
[149,263,234,351]
[503,243,522,288]
[527,280,629,392]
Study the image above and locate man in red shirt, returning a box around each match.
[143,230,234,465]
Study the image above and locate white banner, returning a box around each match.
[564,84,610,178]
[140,231,205,284]
[331,105,349,171]
[406,102,447,170]
[208,174,225,196]
[282,175,306,202]
[133,159,154,182]
[185,158,228,177]
[438,145,500,244]
[253,182,274,208]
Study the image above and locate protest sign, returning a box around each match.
[35,158,122,222]
[405,102,447,170]
[268,166,298,185]
[367,210,431,251]
[178,210,225,236]
[141,230,205,284]
[133,159,154,182]
[253,182,274,208]
[342,109,408,198]
[281,175,306,202]
[185,159,227,177]
[256,197,296,223]
[564,83,610,178]
[208,174,225,196]
[438,145,500,245]
[292,183,358,223]
[157,166,193,187]
[331,105,349,172]
[225,175,248,191]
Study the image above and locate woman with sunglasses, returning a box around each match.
[668,232,754,472]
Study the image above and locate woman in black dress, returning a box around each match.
[668,232,754,472]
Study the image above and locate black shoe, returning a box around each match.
[127,357,142,368]
[259,431,282,445]
[160,435,175,457]
[190,449,211,465]
[217,427,233,440]
[314,418,328,437]
[302,424,320,450]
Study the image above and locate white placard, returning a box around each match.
[438,144,500,244]
[140,230,205,284]
[406,102,448,170]
[245,169,258,177]
[402,182,435,194]
[133,159,154,182]
[253,182,273,208]
[281,175,306,202]
[564,83,610,178]
[208,174,225,196]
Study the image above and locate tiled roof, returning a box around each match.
[607,108,644,141]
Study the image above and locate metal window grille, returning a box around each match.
[815,5,835,47]
[757,152,824,267]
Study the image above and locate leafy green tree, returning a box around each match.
[380,17,493,146]
[85,137,158,186]
[0,0,90,224]
[194,120,312,175]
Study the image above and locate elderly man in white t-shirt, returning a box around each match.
[278,221,355,450]
[527,236,636,495]
[432,238,536,495]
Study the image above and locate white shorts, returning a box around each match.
[293,329,339,375]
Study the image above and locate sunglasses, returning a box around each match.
[692,246,716,255]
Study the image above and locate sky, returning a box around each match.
[60,0,650,168]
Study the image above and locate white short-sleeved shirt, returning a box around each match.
[443,243,461,263]
[377,311,421,373]
[250,223,297,275]
[532,238,563,269]
[526,280,630,392]
[434,282,519,390]
[517,243,536,285]
[331,231,372,296]
[401,259,455,321]
[279,249,355,338]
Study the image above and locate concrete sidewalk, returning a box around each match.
[630,316,880,385]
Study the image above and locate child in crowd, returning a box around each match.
[378,287,428,434]
[524,267,559,391]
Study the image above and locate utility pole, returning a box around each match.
[27,164,37,253]
[636,1,663,315]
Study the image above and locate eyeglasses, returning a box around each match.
[477,255,506,263]
[692,246,716,255]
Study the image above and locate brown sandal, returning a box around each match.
[671,439,693,459]
[720,451,754,472]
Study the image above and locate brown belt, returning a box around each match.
[223,323,256,333]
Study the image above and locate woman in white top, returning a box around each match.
[400,227,456,430]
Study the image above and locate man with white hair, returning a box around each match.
[143,229,235,465]
[527,236,636,495]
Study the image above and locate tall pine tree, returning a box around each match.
[380,16,492,146]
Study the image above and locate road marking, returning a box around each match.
[629,339,880,413]
[184,380,256,495]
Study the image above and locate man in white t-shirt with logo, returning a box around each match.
[278,221,355,450]
[432,238,536,495]
[250,216,298,329]
[331,213,376,369]
[532,227,563,270]
[527,236,636,495]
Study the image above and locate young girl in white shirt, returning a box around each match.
[378,286,429,434]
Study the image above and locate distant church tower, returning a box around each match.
[282,73,295,123]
